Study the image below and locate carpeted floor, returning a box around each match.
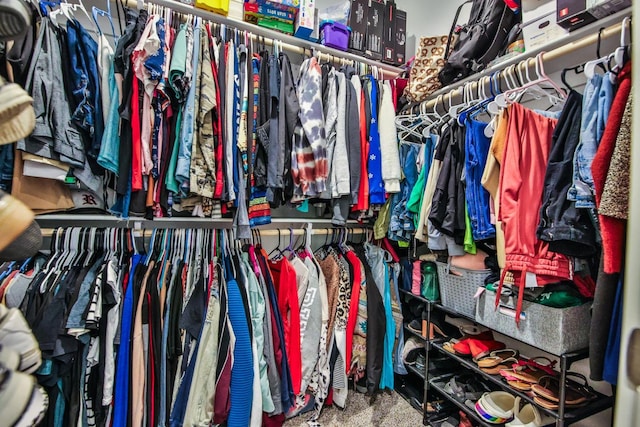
[284,391,423,427]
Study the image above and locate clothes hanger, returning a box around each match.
[503,54,567,105]
[560,64,584,92]
[610,17,631,82]
[39,0,61,17]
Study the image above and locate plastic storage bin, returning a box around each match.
[320,21,350,51]
[436,261,490,319]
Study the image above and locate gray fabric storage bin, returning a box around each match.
[475,290,591,356]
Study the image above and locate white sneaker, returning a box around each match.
[0,305,41,374]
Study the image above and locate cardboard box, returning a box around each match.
[394,8,406,65]
[523,10,568,50]
[382,0,396,64]
[294,0,315,39]
[348,0,368,52]
[476,290,591,356]
[243,0,298,25]
[365,0,384,60]
[556,0,630,31]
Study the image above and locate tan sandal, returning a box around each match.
[476,349,519,368]
[531,373,596,407]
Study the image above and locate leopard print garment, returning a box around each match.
[332,250,352,331]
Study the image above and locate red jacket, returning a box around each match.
[592,62,632,274]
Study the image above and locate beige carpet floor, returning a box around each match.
[284,391,423,427]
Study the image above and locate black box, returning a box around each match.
[348,0,368,52]
[556,0,630,31]
[382,0,396,64]
[365,0,384,60]
[394,8,406,65]
[556,0,596,30]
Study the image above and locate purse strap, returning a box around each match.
[443,0,474,61]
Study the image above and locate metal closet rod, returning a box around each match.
[419,10,631,112]
[125,0,404,77]
[39,226,370,237]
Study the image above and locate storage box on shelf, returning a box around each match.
[348,0,367,52]
[294,0,316,40]
[243,0,298,33]
[394,7,406,65]
[521,0,568,50]
[381,0,395,64]
[365,0,384,60]
[194,0,229,15]
[476,290,591,356]
[556,0,631,30]
[436,261,489,319]
[320,21,351,51]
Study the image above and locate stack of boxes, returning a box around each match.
[192,0,408,65]
[349,0,406,66]
[242,0,299,34]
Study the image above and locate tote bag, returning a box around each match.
[405,35,449,102]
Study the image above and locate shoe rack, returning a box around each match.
[421,301,615,427]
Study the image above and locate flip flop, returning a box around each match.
[480,357,518,375]
[504,357,557,384]
[477,349,519,368]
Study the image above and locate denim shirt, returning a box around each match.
[175,20,201,192]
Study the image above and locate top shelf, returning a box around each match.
[419,8,632,107]
[142,0,405,76]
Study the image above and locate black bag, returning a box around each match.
[438,0,520,86]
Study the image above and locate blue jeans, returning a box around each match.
[568,73,614,208]
[175,22,201,190]
[465,118,495,241]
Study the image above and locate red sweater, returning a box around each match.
[345,251,363,371]
[592,63,632,274]
[269,258,302,395]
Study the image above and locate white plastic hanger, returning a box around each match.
[503,53,567,105]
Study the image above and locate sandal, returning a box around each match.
[500,357,557,384]
[481,357,519,375]
[531,373,597,408]
[476,349,520,368]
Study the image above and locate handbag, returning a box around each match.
[438,0,520,86]
[421,261,440,301]
[404,35,449,102]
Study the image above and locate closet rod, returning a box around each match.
[420,9,631,111]
[128,0,404,77]
[38,227,370,238]
[35,214,367,230]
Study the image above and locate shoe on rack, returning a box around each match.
[0,304,41,373]
[0,77,35,145]
[0,0,30,41]
[0,363,48,427]
[407,319,423,336]
[506,397,555,427]
[0,191,42,262]
[474,391,516,424]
